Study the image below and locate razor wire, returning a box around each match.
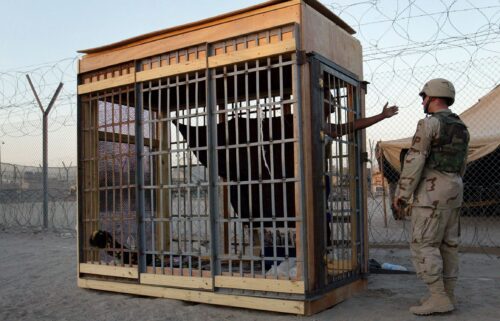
[0,0,499,247]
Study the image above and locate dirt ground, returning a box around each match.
[1,229,499,321]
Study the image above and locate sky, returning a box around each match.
[0,0,264,166]
[0,0,265,70]
[0,0,498,166]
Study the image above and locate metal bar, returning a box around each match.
[77,92,84,264]
[207,43,220,278]
[244,61,255,278]
[92,96,99,262]
[167,76,174,272]
[118,87,125,266]
[111,89,118,264]
[135,61,147,273]
[222,65,232,273]
[45,82,64,115]
[126,86,133,269]
[26,75,45,114]
[158,77,165,273]
[147,80,155,270]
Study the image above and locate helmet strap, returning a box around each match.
[424,97,432,114]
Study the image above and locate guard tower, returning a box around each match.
[77,0,368,315]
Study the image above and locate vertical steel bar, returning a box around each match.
[222,65,232,274]
[148,81,155,270]
[135,61,146,273]
[77,92,84,264]
[207,43,220,277]
[126,87,133,268]
[111,90,118,264]
[244,61,255,277]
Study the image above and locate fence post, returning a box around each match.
[26,75,63,229]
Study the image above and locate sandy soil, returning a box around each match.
[1,229,499,321]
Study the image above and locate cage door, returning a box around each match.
[312,55,365,288]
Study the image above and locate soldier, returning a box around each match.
[393,78,469,315]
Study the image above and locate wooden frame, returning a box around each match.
[78,277,366,315]
[77,0,366,315]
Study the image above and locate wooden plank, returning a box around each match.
[79,263,138,279]
[326,259,353,275]
[98,131,158,149]
[136,59,206,82]
[145,266,212,278]
[78,73,135,94]
[291,47,304,284]
[208,39,296,68]
[140,273,212,290]
[299,61,317,292]
[78,278,305,314]
[300,1,363,78]
[79,4,301,73]
[215,276,305,294]
[304,278,367,315]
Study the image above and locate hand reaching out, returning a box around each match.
[381,102,399,119]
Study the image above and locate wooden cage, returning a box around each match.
[77,0,368,315]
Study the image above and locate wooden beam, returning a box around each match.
[79,263,138,279]
[215,276,305,294]
[140,273,212,290]
[326,259,353,275]
[78,39,295,95]
[79,5,301,73]
[304,279,367,315]
[136,59,206,82]
[299,61,317,292]
[98,131,158,149]
[300,1,363,78]
[145,266,212,278]
[208,38,296,68]
[78,278,305,314]
[78,73,135,94]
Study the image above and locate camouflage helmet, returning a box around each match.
[419,78,455,106]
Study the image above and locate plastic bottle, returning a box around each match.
[381,262,408,271]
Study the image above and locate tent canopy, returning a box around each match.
[379,85,500,172]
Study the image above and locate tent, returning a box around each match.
[377,85,500,213]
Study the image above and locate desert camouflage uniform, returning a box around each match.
[395,109,468,286]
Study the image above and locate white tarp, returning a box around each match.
[379,85,500,172]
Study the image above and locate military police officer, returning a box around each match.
[393,78,469,315]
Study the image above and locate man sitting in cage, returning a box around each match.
[174,88,398,248]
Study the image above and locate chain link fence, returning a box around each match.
[0,163,76,231]
[1,58,498,250]
[0,1,498,251]
[364,57,500,249]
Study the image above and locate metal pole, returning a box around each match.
[26,75,63,229]
[0,141,4,184]
[42,113,49,228]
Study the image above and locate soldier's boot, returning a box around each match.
[419,279,456,305]
[418,293,430,305]
[444,279,457,306]
[410,280,454,315]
